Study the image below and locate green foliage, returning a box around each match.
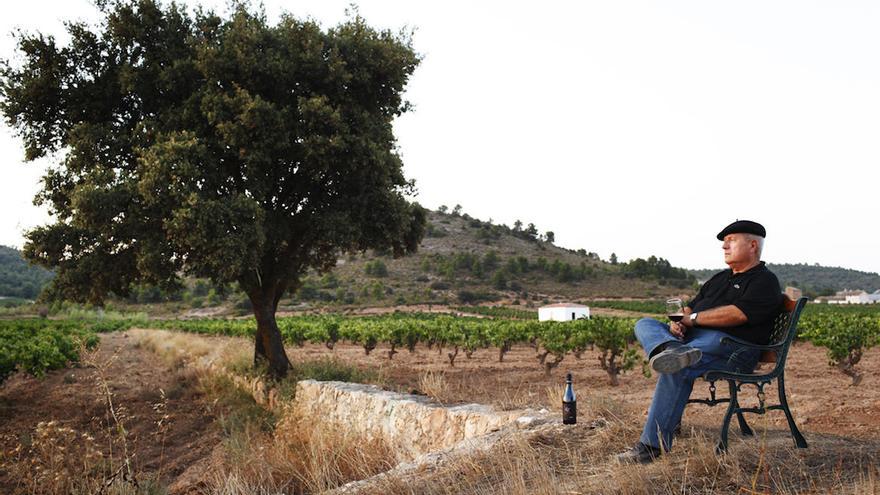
[0,320,111,382]
[588,317,643,386]
[0,245,54,299]
[0,297,31,308]
[799,305,880,385]
[292,357,379,384]
[457,290,501,304]
[1,1,426,376]
[147,312,644,377]
[622,256,695,287]
[491,270,508,290]
[424,223,448,238]
[364,260,389,278]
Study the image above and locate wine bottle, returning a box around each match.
[562,372,576,425]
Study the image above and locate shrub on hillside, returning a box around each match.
[457,290,501,304]
[430,281,451,291]
[365,260,389,278]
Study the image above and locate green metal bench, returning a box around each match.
[687,295,809,453]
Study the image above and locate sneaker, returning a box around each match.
[615,442,662,464]
[649,345,702,374]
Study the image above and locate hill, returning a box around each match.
[9,212,879,308]
[688,263,880,297]
[306,209,696,307]
[0,245,54,299]
[0,210,698,309]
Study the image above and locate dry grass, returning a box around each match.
[0,345,168,495]
[544,384,566,411]
[357,396,880,495]
[129,327,245,372]
[198,377,396,494]
[132,330,395,494]
[419,370,451,404]
[121,330,880,494]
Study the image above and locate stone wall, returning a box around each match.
[293,380,525,462]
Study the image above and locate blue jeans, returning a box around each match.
[634,318,760,451]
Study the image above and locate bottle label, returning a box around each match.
[563,401,576,425]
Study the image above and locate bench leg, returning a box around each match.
[716,380,739,453]
[777,373,808,448]
[736,410,754,437]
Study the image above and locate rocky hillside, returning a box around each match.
[303,210,696,307]
[0,211,701,309]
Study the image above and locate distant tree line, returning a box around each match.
[688,262,880,297]
[0,246,54,299]
[621,256,695,288]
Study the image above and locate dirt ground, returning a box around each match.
[282,338,880,442]
[0,330,877,493]
[0,332,221,493]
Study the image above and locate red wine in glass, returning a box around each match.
[666,298,684,323]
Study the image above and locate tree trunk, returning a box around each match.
[252,293,291,379]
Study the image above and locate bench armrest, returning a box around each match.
[719,335,781,352]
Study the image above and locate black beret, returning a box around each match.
[716,220,766,240]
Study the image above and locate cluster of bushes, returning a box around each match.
[457,290,502,304]
[424,223,448,238]
[421,251,595,289]
[621,256,695,288]
[295,277,360,304]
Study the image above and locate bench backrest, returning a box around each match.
[760,295,808,368]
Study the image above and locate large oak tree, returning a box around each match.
[0,0,426,377]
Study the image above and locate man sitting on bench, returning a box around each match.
[616,220,783,464]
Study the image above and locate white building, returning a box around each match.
[845,290,880,304]
[538,303,590,322]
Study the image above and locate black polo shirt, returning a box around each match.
[686,262,782,345]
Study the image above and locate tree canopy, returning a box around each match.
[1,0,426,376]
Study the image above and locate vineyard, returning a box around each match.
[2,303,879,387]
[0,320,100,382]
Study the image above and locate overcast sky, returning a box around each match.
[2,1,879,274]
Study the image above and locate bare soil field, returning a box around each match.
[283,338,880,441]
[0,333,221,494]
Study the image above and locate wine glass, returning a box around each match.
[666,298,684,323]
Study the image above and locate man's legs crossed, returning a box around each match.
[634,317,678,357]
[635,318,702,374]
[630,320,761,455]
[631,318,699,453]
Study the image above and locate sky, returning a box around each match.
[2,1,879,274]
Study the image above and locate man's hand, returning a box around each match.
[680,306,694,329]
[669,321,685,339]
